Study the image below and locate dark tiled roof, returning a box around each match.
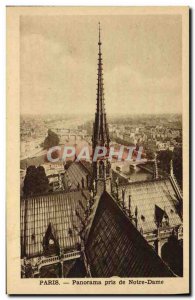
[85,191,174,277]
[64,162,91,190]
[21,190,90,258]
[79,160,92,175]
[64,258,87,278]
[118,178,182,233]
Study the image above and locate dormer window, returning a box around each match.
[43,223,60,256]
[155,205,169,228]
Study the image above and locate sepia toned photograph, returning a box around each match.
[7,6,189,295]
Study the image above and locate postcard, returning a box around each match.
[7,6,189,294]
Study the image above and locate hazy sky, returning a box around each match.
[20,15,182,115]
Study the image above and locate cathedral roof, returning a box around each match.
[64,161,91,190]
[85,191,174,277]
[21,189,90,258]
[118,177,182,233]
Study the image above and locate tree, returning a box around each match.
[157,150,173,174]
[23,166,37,196]
[43,129,60,150]
[23,165,49,196]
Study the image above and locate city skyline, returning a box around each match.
[20,15,182,115]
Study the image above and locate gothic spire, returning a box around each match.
[92,23,110,150]
[97,22,104,114]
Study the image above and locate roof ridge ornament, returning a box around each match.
[153,153,159,180]
[170,158,174,177]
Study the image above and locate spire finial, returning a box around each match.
[98,22,101,46]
